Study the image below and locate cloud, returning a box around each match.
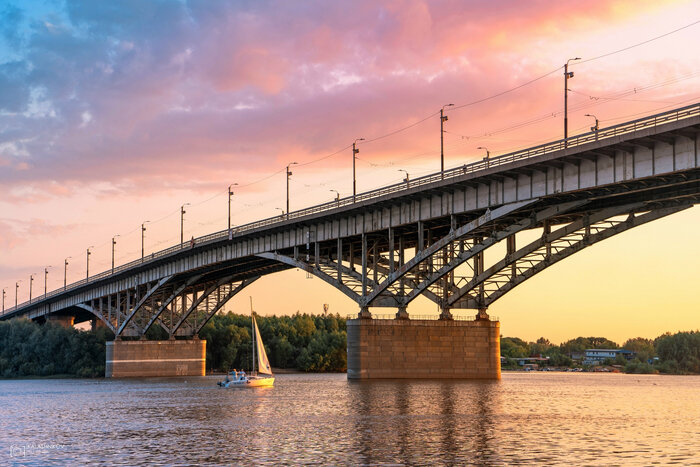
[0,0,692,203]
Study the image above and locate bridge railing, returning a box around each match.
[345,314,497,321]
[3,102,699,317]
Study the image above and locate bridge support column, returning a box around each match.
[476,308,490,321]
[395,307,409,320]
[47,315,74,328]
[347,318,500,380]
[358,306,372,319]
[105,339,206,377]
[439,308,453,320]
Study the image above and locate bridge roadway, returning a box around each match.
[2,103,700,342]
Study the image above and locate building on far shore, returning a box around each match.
[578,349,635,365]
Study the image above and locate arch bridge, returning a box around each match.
[2,103,699,378]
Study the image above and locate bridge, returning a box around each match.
[2,103,699,378]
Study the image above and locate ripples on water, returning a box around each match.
[0,373,698,465]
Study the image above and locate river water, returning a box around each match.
[1,372,698,465]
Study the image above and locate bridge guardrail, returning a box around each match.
[3,102,699,317]
[346,314,495,321]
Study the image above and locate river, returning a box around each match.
[1,372,698,465]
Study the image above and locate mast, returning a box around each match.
[250,296,255,374]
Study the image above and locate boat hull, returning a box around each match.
[218,376,274,388]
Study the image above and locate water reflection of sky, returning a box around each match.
[0,373,698,465]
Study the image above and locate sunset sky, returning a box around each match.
[1,0,698,344]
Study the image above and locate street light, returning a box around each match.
[141,221,150,261]
[275,207,285,218]
[398,169,410,188]
[181,203,190,248]
[112,235,120,273]
[564,57,581,142]
[330,189,340,206]
[29,273,35,304]
[286,163,298,219]
[44,266,51,296]
[2,288,5,313]
[352,138,364,202]
[15,280,21,308]
[64,257,71,290]
[477,146,490,167]
[585,113,599,139]
[440,103,454,179]
[86,246,94,281]
[228,183,238,231]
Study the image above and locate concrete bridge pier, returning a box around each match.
[347,312,501,380]
[47,314,75,328]
[105,338,206,378]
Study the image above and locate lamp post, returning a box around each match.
[112,235,119,273]
[44,266,51,296]
[585,113,599,140]
[141,221,149,261]
[29,274,35,304]
[86,246,94,281]
[180,203,190,248]
[440,104,454,178]
[64,257,71,290]
[286,163,298,219]
[564,57,581,142]
[330,189,340,206]
[398,169,410,188]
[477,146,490,167]
[228,183,238,231]
[15,280,21,308]
[2,288,5,313]
[275,207,285,218]
[352,138,364,202]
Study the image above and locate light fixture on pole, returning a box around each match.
[564,57,581,142]
[440,104,454,179]
[141,221,149,261]
[286,163,298,219]
[111,235,120,273]
[29,274,35,304]
[352,138,364,202]
[398,169,410,188]
[228,183,238,231]
[585,113,599,139]
[15,280,21,308]
[181,203,190,248]
[2,288,5,313]
[330,189,340,206]
[64,257,71,290]
[86,246,94,281]
[44,266,51,296]
[275,207,285,218]
[477,146,490,167]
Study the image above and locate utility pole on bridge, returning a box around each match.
[564,57,580,143]
[29,274,34,304]
[440,104,453,179]
[2,288,5,313]
[86,246,93,281]
[141,221,149,261]
[64,257,70,291]
[112,235,119,273]
[180,204,190,248]
[286,162,297,219]
[352,138,364,203]
[15,280,20,308]
[44,266,50,296]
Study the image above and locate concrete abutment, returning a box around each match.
[347,318,500,380]
[105,339,206,377]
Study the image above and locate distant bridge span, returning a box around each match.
[2,103,699,339]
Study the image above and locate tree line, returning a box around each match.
[501,332,700,374]
[1,315,697,377]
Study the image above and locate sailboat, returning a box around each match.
[217,298,275,388]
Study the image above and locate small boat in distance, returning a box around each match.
[218,298,275,388]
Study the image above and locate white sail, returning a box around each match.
[253,315,273,375]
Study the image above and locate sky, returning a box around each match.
[0,0,699,344]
